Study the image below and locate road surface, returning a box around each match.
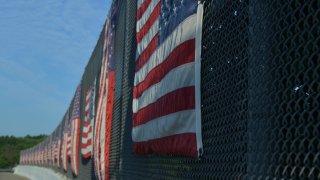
[0,172,29,180]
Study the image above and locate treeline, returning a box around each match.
[0,135,47,168]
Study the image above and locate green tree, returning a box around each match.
[0,135,47,168]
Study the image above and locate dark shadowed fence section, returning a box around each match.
[20,0,320,179]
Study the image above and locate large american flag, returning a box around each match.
[132,0,204,158]
[81,82,96,159]
[70,85,82,176]
[94,4,116,179]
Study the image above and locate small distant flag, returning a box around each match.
[62,111,71,171]
[70,85,82,176]
[57,126,62,168]
[81,80,96,159]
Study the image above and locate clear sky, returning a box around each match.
[0,0,111,136]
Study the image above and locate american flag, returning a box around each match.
[31,149,33,164]
[52,132,57,167]
[36,146,39,164]
[62,111,71,171]
[56,126,62,168]
[39,144,42,165]
[29,149,31,164]
[44,143,47,165]
[70,85,82,176]
[38,146,41,164]
[67,126,72,158]
[94,4,116,179]
[42,143,45,165]
[41,143,44,165]
[52,138,57,167]
[52,128,60,167]
[46,139,49,164]
[93,52,106,180]
[132,0,204,158]
[50,136,54,165]
[81,81,96,159]
[46,141,49,164]
[56,138,61,167]
[40,146,42,164]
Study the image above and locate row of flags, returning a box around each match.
[19,138,60,166]
[20,0,204,179]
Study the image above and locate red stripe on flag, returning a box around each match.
[133,87,195,127]
[133,39,195,98]
[86,97,90,104]
[136,1,161,44]
[136,0,152,20]
[82,151,92,159]
[85,109,90,116]
[135,34,159,72]
[86,88,91,95]
[72,119,80,176]
[133,133,197,158]
[81,139,92,148]
[104,71,115,180]
[83,121,90,127]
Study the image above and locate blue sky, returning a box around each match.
[0,0,111,136]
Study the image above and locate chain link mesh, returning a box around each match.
[248,0,320,179]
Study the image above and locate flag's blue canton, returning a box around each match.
[65,112,71,133]
[159,0,197,44]
[107,4,117,72]
[71,86,81,120]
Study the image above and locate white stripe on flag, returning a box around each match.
[132,110,196,142]
[100,95,107,180]
[81,145,93,155]
[72,119,80,175]
[195,2,204,157]
[137,0,145,10]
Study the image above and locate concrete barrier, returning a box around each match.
[14,165,69,180]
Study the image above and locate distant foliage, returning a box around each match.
[0,135,47,168]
